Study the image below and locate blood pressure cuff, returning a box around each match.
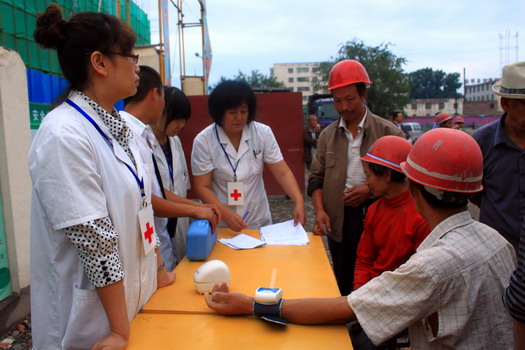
[253,300,288,325]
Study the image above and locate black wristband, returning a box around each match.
[253,299,288,325]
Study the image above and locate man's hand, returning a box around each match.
[343,185,370,207]
[204,283,253,315]
[222,210,249,232]
[91,330,128,350]
[312,210,331,235]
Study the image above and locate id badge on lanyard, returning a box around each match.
[138,202,157,255]
[215,124,246,206]
[227,181,245,206]
[66,98,157,255]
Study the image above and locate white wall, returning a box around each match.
[0,47,32,291]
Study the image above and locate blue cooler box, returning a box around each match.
[186,220,217,260]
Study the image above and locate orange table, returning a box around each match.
[142,228,341,315]
[128,313,352,349]
[130,228,352,349]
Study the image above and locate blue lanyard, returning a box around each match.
[214,124,241,182]
[65,99,146,201]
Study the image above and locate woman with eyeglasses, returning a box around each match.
[30,4,172,349]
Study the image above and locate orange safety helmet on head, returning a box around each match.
[361,136,412,173]
[454,116,465,124]
[400,128,483,193]
[328,59,372,91]
[434,112,452,125]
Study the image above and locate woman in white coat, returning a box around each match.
[192,80,306,231]
[30,5,174,349]
[151,87,192,263]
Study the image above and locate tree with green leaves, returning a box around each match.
[210,70,285,91]
[312,39,411,118]
[408,68,462,99]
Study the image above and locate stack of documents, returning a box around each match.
[218,234,266,250]
[260,220,310,245]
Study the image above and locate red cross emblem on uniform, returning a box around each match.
[230,189,242,201]
[144,222,154,243]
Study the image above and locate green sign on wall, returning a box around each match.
[29,102,50,130]
[0,194,12,301]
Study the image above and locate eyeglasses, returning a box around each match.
[105,51,140,64]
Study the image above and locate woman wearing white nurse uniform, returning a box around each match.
[192,80,306,232]
[30,5,174,349]
[152,87,192,263]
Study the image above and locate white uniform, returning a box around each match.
[122,111,176,271]
[153,136,190,263]
[29,93,157,349]
[191,122,283,228]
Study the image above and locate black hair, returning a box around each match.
[390,111,401,121]
[414,183,469,209]
[208,80,256,126]
[124,65,162,106]
[355,82,367,97]
[160,86,191,131]
[34,3,136,92]
[368,162,406,183]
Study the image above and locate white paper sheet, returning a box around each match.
[260,220,310,245]
[218,233,267,250]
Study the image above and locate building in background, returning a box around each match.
[463,78,502,117]
[272,62,323,104]
[403,98,463,118]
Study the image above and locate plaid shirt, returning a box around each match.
[348,211,516,349]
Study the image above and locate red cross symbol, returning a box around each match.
[230,189,242,201]
[143,222,154,243]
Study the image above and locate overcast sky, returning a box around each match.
[148,0,524,87]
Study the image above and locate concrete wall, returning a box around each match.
[0,47,32,292]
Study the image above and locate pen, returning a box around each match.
[242,211,250,221]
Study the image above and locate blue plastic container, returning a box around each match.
[186,220,217,261]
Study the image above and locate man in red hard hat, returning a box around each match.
[452,116,464,130]
[205,128,515,349]
[433,112,453,128]
[306,60,404,295]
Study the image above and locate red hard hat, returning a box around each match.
[400,128,483,193]
[434,112,452,125]
[454,116,464,124]
[361,136,412,173]
[328,60,372,91]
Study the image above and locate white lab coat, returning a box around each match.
[153,135,190,263]
[191,122,283,228]
[121,111,176,271]
[29,92,157,349]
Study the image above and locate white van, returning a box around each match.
[402,122,423,143]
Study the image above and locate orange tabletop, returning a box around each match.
[128,313,353,350]
[142,228,340,315]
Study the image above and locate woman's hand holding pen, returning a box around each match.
[222,209,248,232]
